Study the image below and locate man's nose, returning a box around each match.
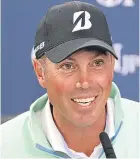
[76,81,89,89]
[76,68,92,89]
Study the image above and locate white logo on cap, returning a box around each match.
[72,11,92,32]
[34,41,45,54]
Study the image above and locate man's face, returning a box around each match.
[41,49,115,127]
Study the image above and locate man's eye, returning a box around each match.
[93,59,104,67]
[60,63,74,70]
[95,60,104,66]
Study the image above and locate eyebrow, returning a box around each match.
[90,53,104,59]
[91,52,108,59]
[66,57,76,61]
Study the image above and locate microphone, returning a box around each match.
[99,132,117,158]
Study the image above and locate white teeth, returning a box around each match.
[73,97,95,103]
[77,102,92,107]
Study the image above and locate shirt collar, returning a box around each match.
[36,97,115,157]
[36,99,68,153]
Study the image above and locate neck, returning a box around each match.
[52,105,106,157]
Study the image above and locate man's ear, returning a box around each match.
[32,58,47,88]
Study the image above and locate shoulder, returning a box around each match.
[120,98,140,114]
[121,98,139,106]
[0,111,29,141]
[0,112,29,144]
[120,98,140,131]
[0,112,29,141]
[0,112,30,157]
[1,111,29,130]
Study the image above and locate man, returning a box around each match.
[1,1,140,158]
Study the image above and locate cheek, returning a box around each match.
[48,75,76,95]
[95,72,113,89]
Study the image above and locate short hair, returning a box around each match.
[31,46,36,64]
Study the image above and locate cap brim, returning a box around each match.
[45,38,117,63]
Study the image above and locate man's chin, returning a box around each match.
[68,115,98,128]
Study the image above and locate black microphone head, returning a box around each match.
[100,132,112,148]
[99,132,116,158]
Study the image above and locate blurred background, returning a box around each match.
[1,0,139,123]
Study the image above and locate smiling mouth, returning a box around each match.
[71,96,97,107]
